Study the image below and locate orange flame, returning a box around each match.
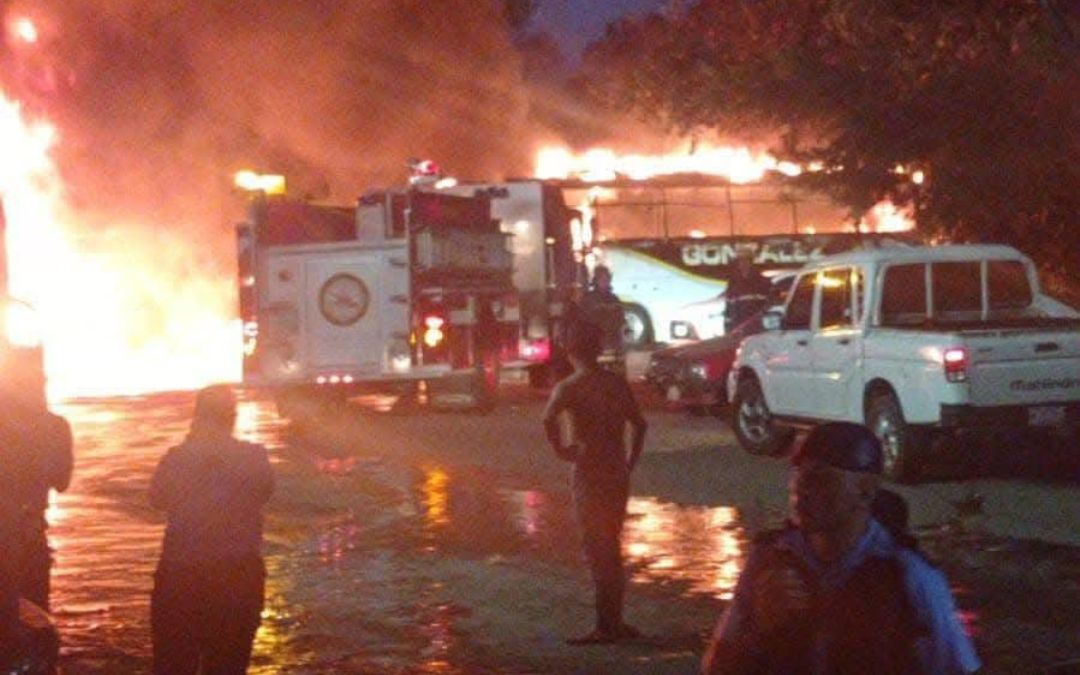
[1,90,239,400]
[535,144,914,235]
[535,144,802,183]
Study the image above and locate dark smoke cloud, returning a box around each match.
[27,0,533,228]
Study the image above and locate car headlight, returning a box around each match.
[689,363,708,379]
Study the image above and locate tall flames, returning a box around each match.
[534,144,915,234]
[536,145,805,183]
[0,89,240,400]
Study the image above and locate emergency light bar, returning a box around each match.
[234,171,286,195]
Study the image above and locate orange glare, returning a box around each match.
[1,89,240,400]
[10,17,38,44]
[536,143,915,235]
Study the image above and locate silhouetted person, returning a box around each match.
[472,298,500,409]
[0,382,67,668]
[579,265,627,372]
[543,321,648,644]
[0,439,26,658]
[0,384,72,609]
[724,249,771,330]
[702,423,980,675]
[150,385,274,675]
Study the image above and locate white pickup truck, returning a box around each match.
[727,244,1080,481]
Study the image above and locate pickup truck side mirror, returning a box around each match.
[762,310,784,331]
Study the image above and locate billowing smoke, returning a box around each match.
[0,0,541,396]
[24,0,532,221]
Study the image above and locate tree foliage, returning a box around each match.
[584,0,1080,285]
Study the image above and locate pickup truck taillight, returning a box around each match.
[943,347,968,383]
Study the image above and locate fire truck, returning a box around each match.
[237,183,526,416]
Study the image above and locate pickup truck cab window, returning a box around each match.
[819,267,857,330]
[880,263,927,326]
[932,262,982,317]
[786,274,816,329]
[988,260,1033,311]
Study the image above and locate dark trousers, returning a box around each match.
[573,474,629,633]
[19,531,51,612]
[151,558,265,675]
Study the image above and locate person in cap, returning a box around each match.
[702,422,980,675]
[543,320,647,644]
[150,385,274,675]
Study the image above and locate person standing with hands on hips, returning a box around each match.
[543,320,648,644]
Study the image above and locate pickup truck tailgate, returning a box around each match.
[965,328,1080,406]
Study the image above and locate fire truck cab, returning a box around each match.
[238,188,521,416]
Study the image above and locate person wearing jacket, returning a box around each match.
[702,423,980,675]
[150,385,274,675]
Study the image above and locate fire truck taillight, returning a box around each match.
[242,320,258,357]
[423,316,446,348]
[943,347,968,383]
[519,338,551,362]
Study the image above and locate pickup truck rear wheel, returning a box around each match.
[732,377,791,456]
[867,392,922,483]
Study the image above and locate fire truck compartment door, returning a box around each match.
[303,251,408,374]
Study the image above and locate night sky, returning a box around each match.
[534,0,668,58]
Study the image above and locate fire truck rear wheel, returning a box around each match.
[470,358,500,413]
[622,303,653,348]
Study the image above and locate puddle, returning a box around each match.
[409,465,749,600]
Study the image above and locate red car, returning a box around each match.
[645,313,766,415]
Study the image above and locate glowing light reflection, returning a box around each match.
[623,498,746,600]
[422,466,451,529]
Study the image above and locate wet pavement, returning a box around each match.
[42,386,1080,673]
[45,390,745,673]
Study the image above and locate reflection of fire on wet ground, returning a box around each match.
[412,466,748,601]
